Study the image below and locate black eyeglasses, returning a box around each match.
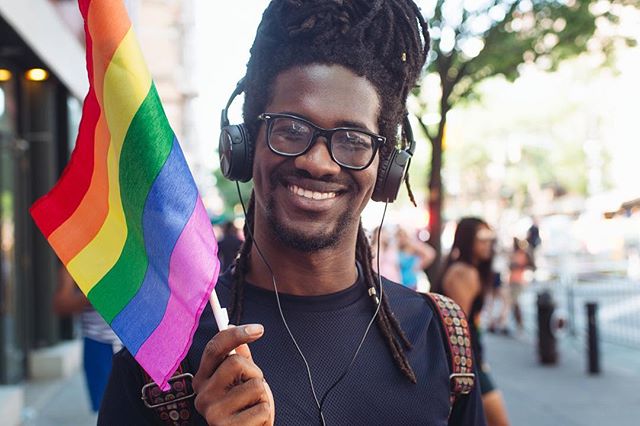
[258,113,386,170]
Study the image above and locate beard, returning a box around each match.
[264,198,353,252]
[264,170,357,253]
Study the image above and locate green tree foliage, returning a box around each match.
[213,168,252,221]
[413,0,636,274]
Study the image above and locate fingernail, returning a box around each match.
[244,324,264,337]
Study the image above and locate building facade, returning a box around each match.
[0,0,86,386]
[0,0,198,396]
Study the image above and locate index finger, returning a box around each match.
[195,324,264,383]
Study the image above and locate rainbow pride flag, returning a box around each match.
[30,0,219,390]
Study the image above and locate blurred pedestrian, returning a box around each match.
[371,225,401,283]
[526,218,541,268]
[53,267,121,412]
[396,226,435,290]
[436,217,510,426]
[507,238,534,333]
[487,270,507,334]
[217,220,243,273]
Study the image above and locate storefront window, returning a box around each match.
[0,67,24,384]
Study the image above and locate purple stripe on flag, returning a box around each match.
[133,198,219,390]
[111,139,198,355]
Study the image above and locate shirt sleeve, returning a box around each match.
[448,362,487,426]
[98,349,157,425]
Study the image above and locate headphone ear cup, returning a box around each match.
[372,149,410,203]
[372,150,395,202]
[218,124,254,182]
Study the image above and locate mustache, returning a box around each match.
[269,168,355,189]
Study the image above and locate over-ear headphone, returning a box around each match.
[218,78,415,202]
[371,115,415,203]
[219,78,253,183]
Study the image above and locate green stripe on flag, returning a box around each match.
[88,84,174,322]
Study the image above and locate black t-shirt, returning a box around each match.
[99,269,486,425]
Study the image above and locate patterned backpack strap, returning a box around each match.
[140,362,196,425]
[423,293,476,407]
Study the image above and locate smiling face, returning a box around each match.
[251,64,381,252]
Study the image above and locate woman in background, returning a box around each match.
[436,217,510,426]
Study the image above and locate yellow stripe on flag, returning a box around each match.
[67,29,152,293]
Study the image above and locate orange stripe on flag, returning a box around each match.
[47,0,131,264]
[48,116,111,265]
[88,0,131,106]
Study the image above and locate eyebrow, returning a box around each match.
[279,111,374,133]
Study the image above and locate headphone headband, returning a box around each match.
[403,114,416,156]
[220,78,246,129]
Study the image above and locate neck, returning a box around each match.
[245,231,359,296]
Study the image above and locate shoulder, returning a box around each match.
[381,278,446,340]
[446,262,479,281]
[381,279,455,360]
[382,277,430,311]
[382,276,462,320]
[443,262,480,290]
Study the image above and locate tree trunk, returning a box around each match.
[426,130,443,283]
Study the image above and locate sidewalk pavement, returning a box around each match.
[23,334,640,425]
[485,332,640,426]
[22,369,96,426]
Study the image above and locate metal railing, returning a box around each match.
[520,276,640,350]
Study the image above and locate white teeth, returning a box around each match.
[289,184,336,200]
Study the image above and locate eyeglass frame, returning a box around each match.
[258,112,387,171]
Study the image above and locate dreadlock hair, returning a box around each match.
[230,0,430,384]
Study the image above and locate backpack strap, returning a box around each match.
[140,361,196,425]
[423,293,476,407]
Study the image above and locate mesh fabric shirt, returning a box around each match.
[99,268,485,425]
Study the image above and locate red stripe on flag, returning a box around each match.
[29,11,98,237]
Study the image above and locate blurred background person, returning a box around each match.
[506,237,535,334]
[53,267,121,413]
[371,225,401,283]
[396,226,436,291]
[216,220,243,273]
[487,270,507,335]
[435,217,510,426]
[525,218,541,269]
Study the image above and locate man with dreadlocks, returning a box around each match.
[99,1,486,424]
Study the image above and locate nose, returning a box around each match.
[293,136,341,178]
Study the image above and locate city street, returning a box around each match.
[486,332,640,426]
[22,323,640,425]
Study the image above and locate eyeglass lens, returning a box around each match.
[269,116,375,168]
